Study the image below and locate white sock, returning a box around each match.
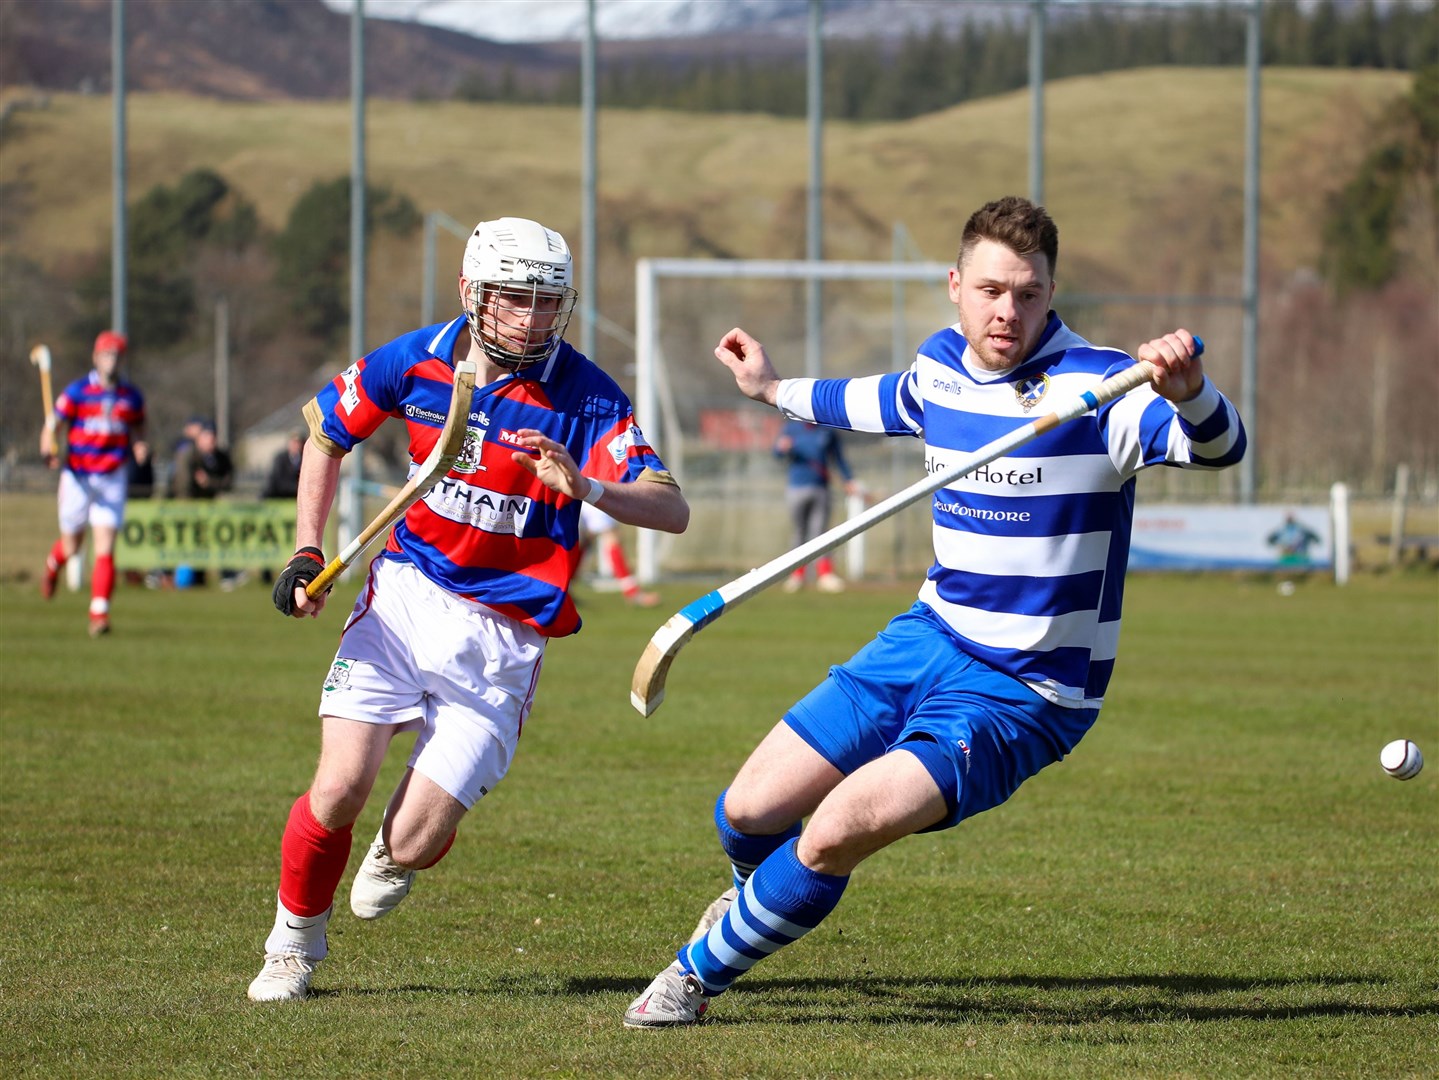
[264,895,330,961]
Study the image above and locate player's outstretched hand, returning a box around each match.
[1139,329,1205,404]
[273,547,328,618]
[509,429,588,499]
[715,327,781,406]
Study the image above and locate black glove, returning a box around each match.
[272,547,328,615]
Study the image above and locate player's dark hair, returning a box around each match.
[958,196,1059,278]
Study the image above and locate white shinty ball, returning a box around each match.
[1379,739,1424,781]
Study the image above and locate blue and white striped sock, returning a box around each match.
[681,837,848,995]
[714,789,801,888]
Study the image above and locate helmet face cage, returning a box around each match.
[461,218,579,371]
[463,279,578,371]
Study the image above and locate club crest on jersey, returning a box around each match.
[323,658,353,692]
[1014,373,1050,411]
[452,427,486,475]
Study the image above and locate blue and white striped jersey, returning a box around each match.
[774,314,1246,710]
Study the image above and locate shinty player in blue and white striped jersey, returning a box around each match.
[625,195,1246,1028]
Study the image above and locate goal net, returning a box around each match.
[634,258,954,584]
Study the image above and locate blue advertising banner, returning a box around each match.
[1129,505,1332,572]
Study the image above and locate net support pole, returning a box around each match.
[636,259,661,584]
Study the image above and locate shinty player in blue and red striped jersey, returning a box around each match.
[39,330,148,637]
[248,217,689,1003]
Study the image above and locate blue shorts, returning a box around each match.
[784,602,1098,831]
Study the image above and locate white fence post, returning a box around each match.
[1330,482,1350,586]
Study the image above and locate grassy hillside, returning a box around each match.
[0,67,1410,282]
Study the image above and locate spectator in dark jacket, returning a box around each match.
[262,431,305,500]
[184,424,234,500]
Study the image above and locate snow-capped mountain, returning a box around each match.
[321,0,1024,44]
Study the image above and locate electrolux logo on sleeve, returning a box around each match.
[403,404,490,427]
[404,404,447,425]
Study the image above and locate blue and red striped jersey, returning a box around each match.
[54,372,146,476]
[310,316,672,637]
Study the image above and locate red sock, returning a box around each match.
[46,539,67,574]
[416,829,457,870]
[92,554,115,605]
[279,793,354,917]
[602,536,643,597]
[816,556,836,577]
[604,537,634,581]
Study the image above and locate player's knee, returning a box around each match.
[385,826,454,869]
[307,782,367,829]
[383,835,424,868]
[722,784,793,836]
[794,819,868,876]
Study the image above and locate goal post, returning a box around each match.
[634,257,953,584]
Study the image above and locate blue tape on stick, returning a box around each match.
[678,591,727,632]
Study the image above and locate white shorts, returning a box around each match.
[579,500,617,536]
[58,469,128,533]
[318,557,546,809]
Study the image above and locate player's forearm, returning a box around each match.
[1171,380,1246,468]
[591,477,689,535]
[294,445,344,550]
[775,373,899,434]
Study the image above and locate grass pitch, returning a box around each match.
[1,571,1435,1078]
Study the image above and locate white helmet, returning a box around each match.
[461,217,579,370]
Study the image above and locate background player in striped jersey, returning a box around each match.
[579,500,660,607]
[249,217,689,1003]
[625,195,1246,1027]
[39,330,148,637]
